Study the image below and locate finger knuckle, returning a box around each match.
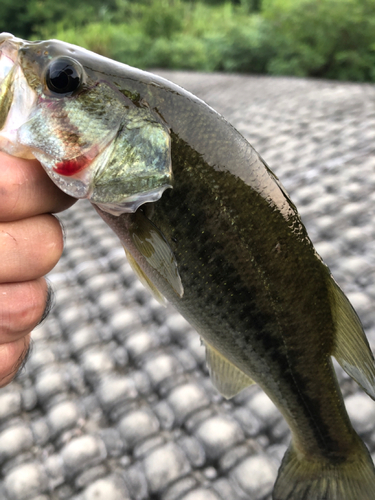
[0,337,30,387]
[0,280,47,338]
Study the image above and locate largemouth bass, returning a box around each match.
[0,33,375,500]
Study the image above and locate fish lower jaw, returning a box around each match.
[43,163,92,199]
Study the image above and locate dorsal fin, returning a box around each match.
[328,277,375,400]
[204,341,255,399]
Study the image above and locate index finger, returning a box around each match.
[0,152,76,221]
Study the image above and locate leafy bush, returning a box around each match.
[3,0,375,82]
[141,0,184,39]
[263,0,375,81]
[51,23,119,59]
[216,15,276,73]
[0,0,115,38]
[145,35,212,70]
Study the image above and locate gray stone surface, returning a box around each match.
[143,442,191,494]
[81,475,130,500]
[118,408,160,449]
[195,415,245,460]
[0,424,33,464]
[232,455,277,499]
[168,383,210,424]
[2,72,375,499]
[346,393,375,435]
[4,463,49,500]
[61,435,107,476]
[180,489,222,500]
[0,391,22,422]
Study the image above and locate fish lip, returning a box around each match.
[0,33,24,65]
[0,33,38,158]
[0,33,24,45]
[0,38,19,81]
[0,34,26,94]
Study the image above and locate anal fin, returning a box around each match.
[328,277,375,400]
[205,341,255,399]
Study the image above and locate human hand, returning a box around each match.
[0,152,76,387]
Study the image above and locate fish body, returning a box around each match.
[1,33,375,499]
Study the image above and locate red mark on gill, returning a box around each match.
[54,155,89,176]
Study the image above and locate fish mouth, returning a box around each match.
[0,35,21,128]
[0,33,37,159]
[0,33,24,67]
[31,140,116,200]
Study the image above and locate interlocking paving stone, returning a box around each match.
[195,415,245,460]
[346,393,375,435]
[47,401,83,437]
[81,475,130,500]
[0,424,34,464]
[118,408,160,449]
[4,463,49,500]
[143,442,191,494]
[167,383,210,424]
[0,391,22,422]
[180,488,222,500]
[2,72,375,499]
[61,435,107,477]
[232,455,277,499]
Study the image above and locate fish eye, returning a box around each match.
[45,57,83,95]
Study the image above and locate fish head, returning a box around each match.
[0,33,172,213]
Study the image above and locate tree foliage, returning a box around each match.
[1,0,375,82]
[263,0,375,81]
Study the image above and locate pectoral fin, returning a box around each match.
[328,277,375,400]
[129,210,184,300]
[205,342,255,399]
[124,247,166,305]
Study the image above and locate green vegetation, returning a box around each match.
[2,0,375,81]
